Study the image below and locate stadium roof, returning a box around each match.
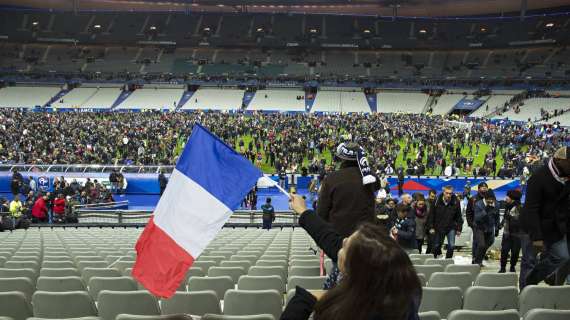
[3,0,570,17]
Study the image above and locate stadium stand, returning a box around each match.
[431,93,466,115]
[116,88,185,110]
[494,97,570,122]
[377,90,429,113]
[1,227,569,319]
[310,90,371,113]
[248,89,307,112]
[181,88,245,111]
[0,86,61,108]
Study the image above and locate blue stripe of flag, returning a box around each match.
[175,124,263,210]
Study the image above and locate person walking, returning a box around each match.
[472,192,500,267]
[426,185,463,258]
[521,146,570,286]
[499,189,523,273]
[261,197,275,230]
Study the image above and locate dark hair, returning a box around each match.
[396,203,409,213]
[428,189,437,195]
[483,191,496,200]
[314,223,421,320]
[266,197,271,204]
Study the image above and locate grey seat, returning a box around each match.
[32,291,97,318]
[192,261,217,273]
[419,311,441,320]
[77,261,108,272]
[463,286,519,311]
[161,291,221,316]
[0,292,33,320]
[116,315,194,320]
[259,255,288,261]
[208,267,246,283]
[425,258,455,267]
[27,317,100,320]
[81,267,122,284]
[188,276,234,300]
[414,265,444,282]
[202,315,275,320]
[519,285,570,317]
[289,260,320,268]
[445,264,481,282]
[249,266,287,282]
[40,268,80,277]
[113,261,135,273]
[256,260,288,269]
[474,273,518,288]
[447,310,520,320]
[428,272,473,294]
[88,277,137,300]
[42,261,75,269]
[220,260,252,272]
[410,254,434,264]
[0,268,38,283]
[36,276,86,292]
[0,277,35,301]
[238,275,285,293]
[98,290,160,320]
[524,308,570,320]
[4,260,39,272]
[230,255,257,265]
[198,255,226,265]
[288,266,320,277]
[287,276,326,291]
[419,287,463,319]
[223,289,282,319]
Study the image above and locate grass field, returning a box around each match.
[220,135,516,175]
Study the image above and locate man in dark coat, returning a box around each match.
[426,185,463,258]
[521,146,570,286]
[499,189,523,273]
[317,142,380,238]
[158,170,168,196]
[466,182,496,257]
[472,192,500,266]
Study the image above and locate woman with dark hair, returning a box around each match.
[282,194,421,320]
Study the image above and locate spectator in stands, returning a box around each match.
[31,194,49,223]
[284,194,421,320]
[466,182,495,257]
[158,170,168,196]
[9,195,23,219]
[412,193,428,254]
[317,142,380,238]
[109,169,119,193]
[117,172,125,195]
[390,203,417,253]
[29,177,37,195]
[427,185,463,258]
[10,172,21,195]
[53,193,66,223]
[521,146,570,286]
[397,168,405,196]
[499,189,523,273]
[261,197,275,230]
[472,192,500,267]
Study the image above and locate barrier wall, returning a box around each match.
[0,172,522,196]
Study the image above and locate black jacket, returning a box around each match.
[426,193,463,234]
[466,189,495,228]
[317,162,380,237]
[502,201,522,236]
[281,210,419,320]
[520,164,570,243]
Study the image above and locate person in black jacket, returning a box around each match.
[317,142,380,238]
[426,185,463,258]
[466,182,495,257]
[499,189,523,273]
[521,147,570,286]
[472,192,499,266]
[282,194,421,320]
[158,170,168,196]
[390,203,417,253]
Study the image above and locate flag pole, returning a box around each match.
[274,183,291,199]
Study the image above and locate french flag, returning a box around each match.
[132,124,262,298]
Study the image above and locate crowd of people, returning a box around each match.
[0,169,118,230]
[0,110,567,179]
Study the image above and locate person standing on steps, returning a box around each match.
[426,185,463,259]
[499,189,523,273]
[261,197,275,230]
